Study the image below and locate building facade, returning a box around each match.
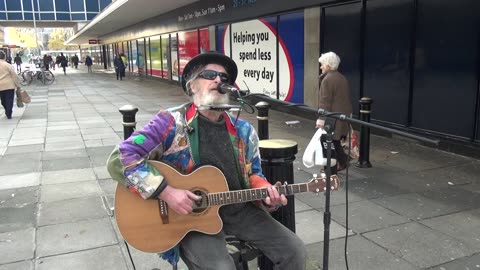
[0,0,111,21]
[75,0,480,152]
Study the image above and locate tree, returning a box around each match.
[48,28,76,50]
[6,28,37,48]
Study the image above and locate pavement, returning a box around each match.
[0,65,479,270]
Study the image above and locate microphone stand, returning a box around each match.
[317,109,439,270]
[229,91,441,270]
[321,116,337,270]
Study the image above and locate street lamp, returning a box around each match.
[31,0,39,55]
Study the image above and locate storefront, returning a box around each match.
[76,0,480,149]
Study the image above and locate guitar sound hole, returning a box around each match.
[192,190,207,214]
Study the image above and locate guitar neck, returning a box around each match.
[205,183,310,207]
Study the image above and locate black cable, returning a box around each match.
[344,130,351,270]
[124,240,136,270]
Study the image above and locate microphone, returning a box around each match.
[197,104,242,112]
[218,83,250,99]
[218,83,239,94]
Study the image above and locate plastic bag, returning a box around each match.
[341,126,359,160]
[303,127,337,168]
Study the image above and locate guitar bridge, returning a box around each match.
[159,200,169,224]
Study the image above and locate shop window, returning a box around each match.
[40,12,55,20]
[5,0,22,11]
[55,0,69,12]
[56,12,70,20]
[86,0,100,12]
[21,0,31,11]
[7,12,23,20]
[39,0,54,11]
[71,13,86,20]
[87,13,97,20]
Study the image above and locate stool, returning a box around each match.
[226,236,262,270]
[169,236,262,270]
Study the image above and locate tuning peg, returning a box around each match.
[313,174,317,178]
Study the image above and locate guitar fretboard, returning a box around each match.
[206,183,309,207]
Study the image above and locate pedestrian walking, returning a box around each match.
[0,51,21,119]
[316,51,353,173]
[85,55,93,73]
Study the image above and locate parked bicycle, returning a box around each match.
[19,64,55,86]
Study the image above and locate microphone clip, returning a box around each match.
[197,104,242,112]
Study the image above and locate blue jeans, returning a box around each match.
[179,203,307,270]
[0,89,14,119]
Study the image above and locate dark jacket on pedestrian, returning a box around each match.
[114,57,125,73]
[85,56,93,66]
[317,70,353,140]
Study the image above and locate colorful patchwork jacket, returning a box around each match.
[107,102,270,199]
[107,102,271,264]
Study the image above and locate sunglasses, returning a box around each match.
[198,70,230,83]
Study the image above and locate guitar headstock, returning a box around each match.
[307,174,340,193]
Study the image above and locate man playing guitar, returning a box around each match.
[107,52,307,269]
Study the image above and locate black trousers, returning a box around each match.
[0,89,15,118]
[324,140,349,174]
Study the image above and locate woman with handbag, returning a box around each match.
[316,52,353,172]
[0,51,21,119]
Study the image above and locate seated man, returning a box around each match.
[107,52,306,270]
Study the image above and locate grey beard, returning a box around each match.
[195,91,230,106]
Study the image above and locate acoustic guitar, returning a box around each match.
[114,160,339,253]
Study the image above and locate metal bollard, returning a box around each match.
[356,97,372,168]
[119,105,138,139]
[257,139,298,270]
[255,101,270,140]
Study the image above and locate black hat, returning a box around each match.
[181,52,238,96]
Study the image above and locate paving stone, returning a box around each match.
[0,260,33,270]
[0,153,42,175]
[0,204,36,233]
[41,156,91,171]
[420,209,480,252]
[45,135,84,144]
[35,246,127,270]
[47,121,76,127]
[36,218,118,257]
[296,187,365,208]
[98,179,117,195]
[372,193,462,220]
[414,160,480,186]
[294,198,312,212]
[41,148,88,160]
[0,186,39,208]
[129,246,188,270]
[295,209,353,245]
[46,129,81,137]
[40,181,101,202]
[37,196,108,226]
[428,253,480,270]
[41,168,96,185]
[4,144,44,155]
[93,166,110,180]
[419,187,480,213]
[306,236,419,270]
[331,200,410,233]
[7,138,44,147]
[47,125,80,131]
[0,228,35,264]
[86,146,116,166]
[10,128,46,140]
[44,141,85,151]
[363,222,474,268]
[0,173,41,190]
[80,127,115,135]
